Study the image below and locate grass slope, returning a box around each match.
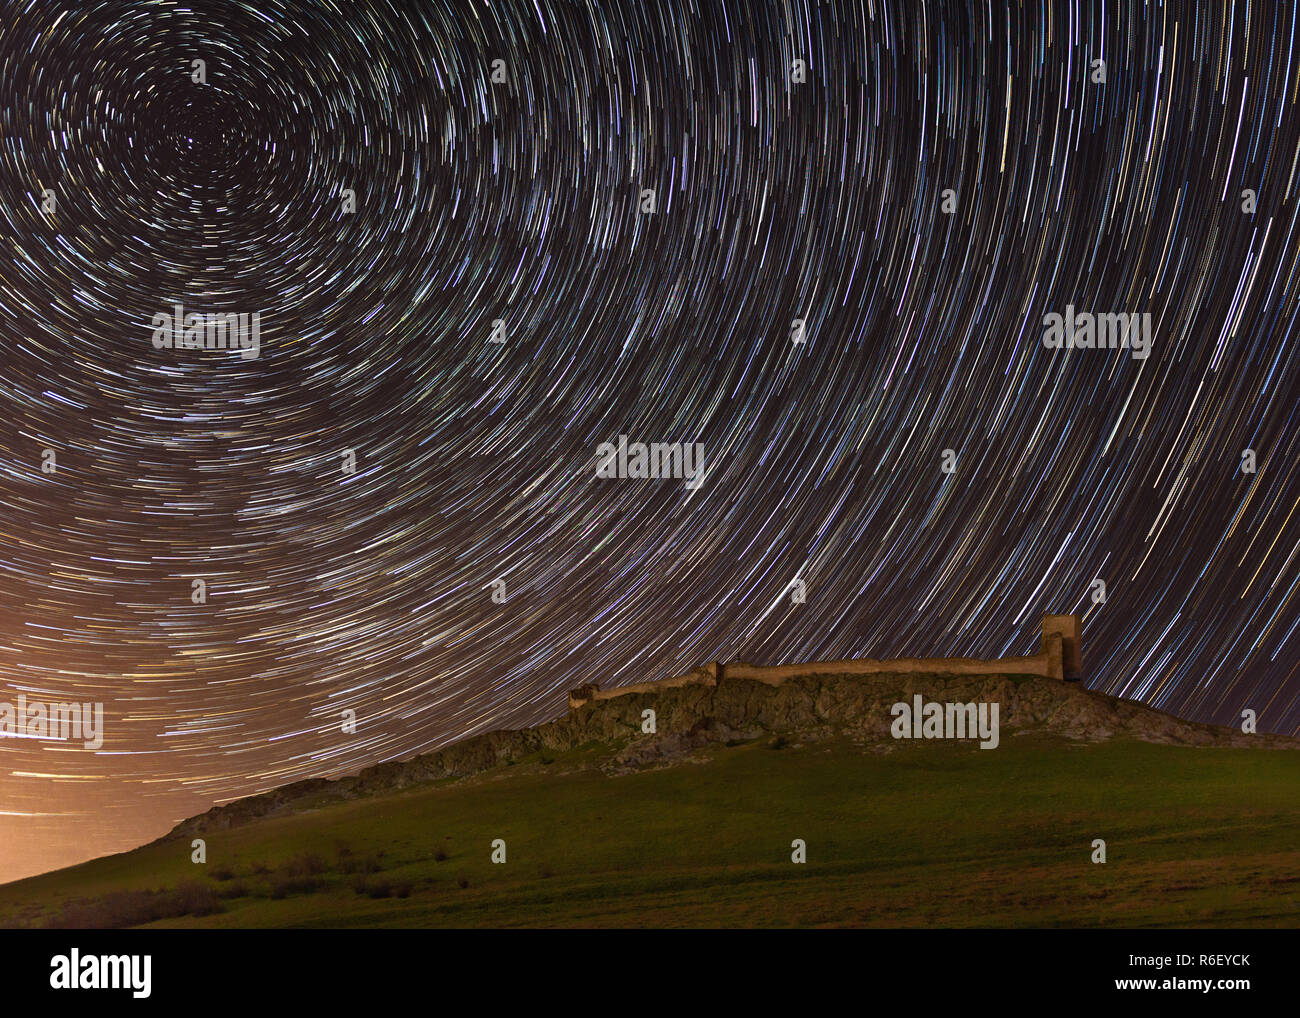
[2,734,1297,928]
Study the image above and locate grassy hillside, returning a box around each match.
[2,732,1297,928]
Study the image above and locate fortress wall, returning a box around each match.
[567,614,1078,710]
[723,651,1055,685]
[588,667,716,701]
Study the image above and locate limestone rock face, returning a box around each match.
[160,672,1296,841]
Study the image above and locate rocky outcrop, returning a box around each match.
[158,669,1297,842]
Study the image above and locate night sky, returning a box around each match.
[1,0,1298,884]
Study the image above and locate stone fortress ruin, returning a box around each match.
[569,613,1082,711]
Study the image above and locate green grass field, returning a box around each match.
[2,733,1297,928]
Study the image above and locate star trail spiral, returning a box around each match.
[0,0,1297,881]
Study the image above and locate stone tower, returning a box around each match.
[567,683,601,710]
[1041,614,1082,680]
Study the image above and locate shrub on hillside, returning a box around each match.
[46,880,221,929]
[282,852,327,877]
[269,874,327,899]
[352,876,412,899]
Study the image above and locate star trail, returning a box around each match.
[0,0,1298,882]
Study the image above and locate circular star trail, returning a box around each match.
[0,0,1298,880]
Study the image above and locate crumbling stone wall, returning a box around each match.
[567,614,1080,710]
